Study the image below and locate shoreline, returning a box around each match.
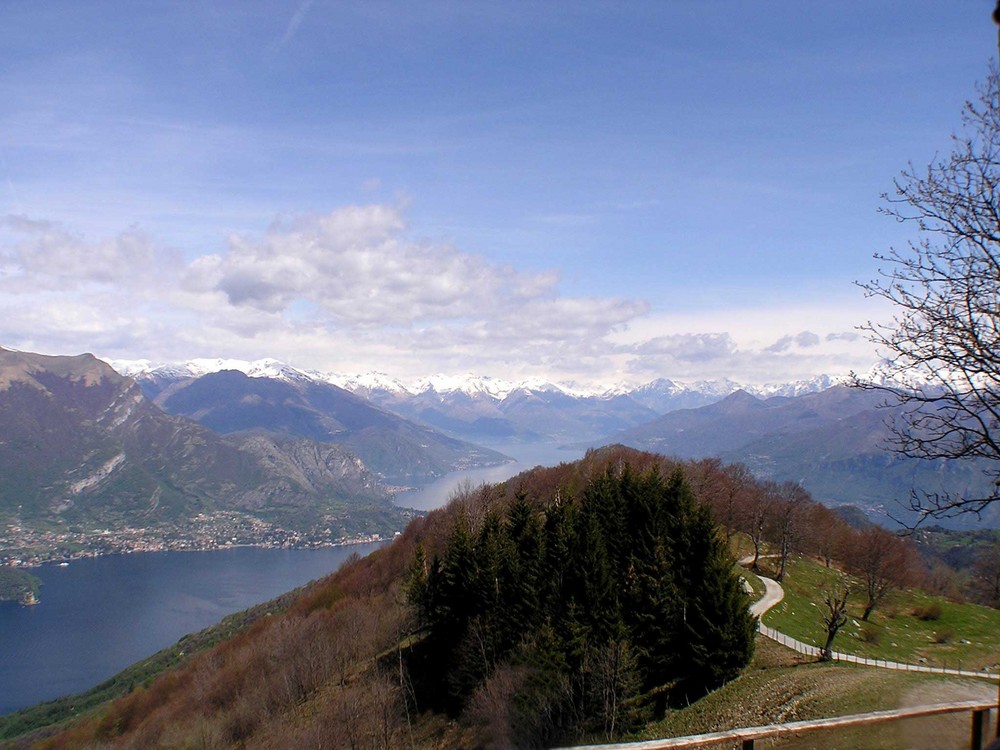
[2,531,397,570]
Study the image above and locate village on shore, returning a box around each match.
[0,511,393,568]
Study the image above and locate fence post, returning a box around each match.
[971,709,987,750]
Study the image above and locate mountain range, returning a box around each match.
[7,347,997,550]
[600,386,1000,529]
[114,357,839,443]
[112,358,1000,529]
[135,368,505,483]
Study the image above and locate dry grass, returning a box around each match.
[634,635,997,749]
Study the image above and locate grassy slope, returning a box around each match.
[758,556,1000,673]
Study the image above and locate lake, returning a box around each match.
[393,440,585,510]
[0,441,584,717]
[0,544,384,716]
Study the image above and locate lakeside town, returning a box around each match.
[0,511,395,568]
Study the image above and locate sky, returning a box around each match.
[0,1,995,388]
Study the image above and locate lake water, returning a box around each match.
[0,441,584,718]
[0,544,384,716]
[394,441,585,511]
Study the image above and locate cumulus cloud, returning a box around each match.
[0,205,881,387]
[1,205,656,382]
[182,205,648,345]
[633,333,737,362]
[764,330,820,353]
[185,205,554,323]
[0,215,165,291]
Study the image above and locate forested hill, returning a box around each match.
[404,457,756,742]
[21,446,760,750]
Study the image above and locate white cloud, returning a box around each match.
[765,330,821,353]
[633,333,737,362]
[0,205,884,387]
[0,215,165,291]
[184,205,647,344]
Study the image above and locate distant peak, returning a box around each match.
[710,389,764,412]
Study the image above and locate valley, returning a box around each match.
[5,7,997,748]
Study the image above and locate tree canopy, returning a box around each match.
[406,464,756,745]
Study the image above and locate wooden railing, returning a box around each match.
[560,699,998,750]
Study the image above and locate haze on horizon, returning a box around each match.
[0,2,993,389]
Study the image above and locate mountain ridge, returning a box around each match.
[600,385,1000,529]
[110,356,845,443]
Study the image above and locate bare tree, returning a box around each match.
[740,482,775,572]
[820,585,851,662]
[854,67,1000,523]
[694,460,756,543]
[972,542,1000,607]
[592,639,639,742]
[768,481,808,582]
[846,526,912,621]
[798,502,850,569]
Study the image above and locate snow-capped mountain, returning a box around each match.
[112,357,839,403]
[108,357,845,443]
[110,357,318,383]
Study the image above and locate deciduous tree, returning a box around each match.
[768,481,808,582]
[972,543,1000,607]
[820,584,850,661]
[846,526,913,621]
[854,68,1000,522]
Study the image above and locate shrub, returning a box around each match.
[932,629,954,644]
[912,602,943,621]
[859,624,881,645]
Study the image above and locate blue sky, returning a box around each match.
[0,2,994,387]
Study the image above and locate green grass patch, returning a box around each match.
[738,566,766,601]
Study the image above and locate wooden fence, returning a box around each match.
[758,624,1000,682]
[559,699,998,750]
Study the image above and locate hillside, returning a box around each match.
[605,386,1000,528]
[7,445,997,750]
[0,348,412,556]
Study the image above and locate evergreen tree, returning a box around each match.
[409,461,756,735]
